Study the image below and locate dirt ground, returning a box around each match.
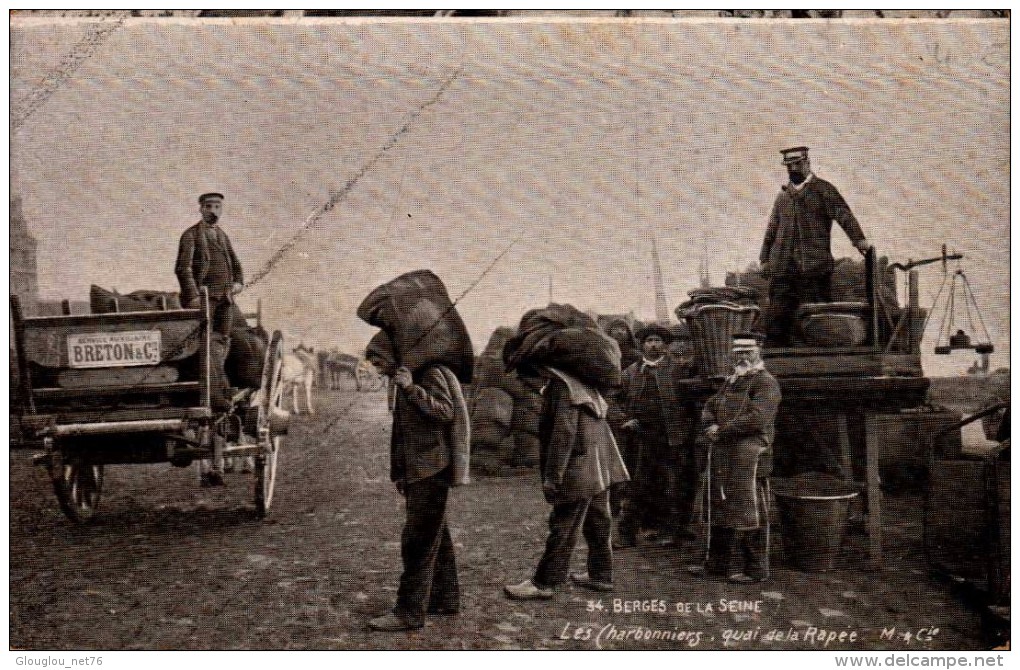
[9,386,992,651]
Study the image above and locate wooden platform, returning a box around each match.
[763,347,924,379]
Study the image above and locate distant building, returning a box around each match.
[10,196,38,316]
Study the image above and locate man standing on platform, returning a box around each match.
[759,147,872,346]
[690,333,781,583]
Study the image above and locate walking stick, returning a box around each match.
[702,441,713,566]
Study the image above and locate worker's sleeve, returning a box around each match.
[701,389,721,427]
[542,379,580,487]
[225,233,244,285]
[824,182,867,247]
[174,230,199,306]
[403,367,455,424]
[760,197,781,265]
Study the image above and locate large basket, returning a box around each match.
[685,304,759,378]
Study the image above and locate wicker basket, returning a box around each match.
[685,304,760,378]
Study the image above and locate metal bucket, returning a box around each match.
[773,472,861,572]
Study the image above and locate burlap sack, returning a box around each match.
[503,303,621,391]
[357,270,473,383]
[226,325,268,389]
[90,285,182,314]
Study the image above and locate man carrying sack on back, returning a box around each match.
[357,270,472,632]
[501,304,629,599]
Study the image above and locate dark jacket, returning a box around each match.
[539,371,629,503]
[391,364,456,485]
[702,367,782,446]
[760,176,866,278]
[618,357,702,448]
[175,222,244,306]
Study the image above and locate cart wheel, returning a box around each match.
[255,330,286,518]
[52,455,104,523]
[254,437,281,518]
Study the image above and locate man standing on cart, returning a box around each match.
[759,147,872,346]
[175,192,244,483]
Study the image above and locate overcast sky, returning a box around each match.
[10,17,1009,376]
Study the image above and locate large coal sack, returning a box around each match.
[503,303,621,391]
[357,270,474,383]
[90,285,182,314]
[226,324,268,389]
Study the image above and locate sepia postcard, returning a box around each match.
[8,9,1011,665]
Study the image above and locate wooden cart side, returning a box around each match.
[12,288,215,427]
[198,288,211,409]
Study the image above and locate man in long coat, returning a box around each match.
[175,193,244,413]
[692,334,781,583]
[615,324,701,547]
[759,147,872,346]
[504,366,629,598]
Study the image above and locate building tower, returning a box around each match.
[651,235,670,323]
[699,233,711,289]
[10,196,38,315]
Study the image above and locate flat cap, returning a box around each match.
[198,192,225,203]
[780,146,810,164]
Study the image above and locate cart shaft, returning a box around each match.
[47,418,186,437]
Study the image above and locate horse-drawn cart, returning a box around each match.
[10,289,289,522]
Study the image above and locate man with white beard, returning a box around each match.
[689,333,781,584]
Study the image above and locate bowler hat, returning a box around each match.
[635,323,674,345]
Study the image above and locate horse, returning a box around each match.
[281,344,318,414]
[325,350,388,392]
[324,350,361,389]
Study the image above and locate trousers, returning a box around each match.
[706,526,770,580]
[763,273,832,347]
[394,473,460,625]
[618,430,697,539]
[534,489,613,589]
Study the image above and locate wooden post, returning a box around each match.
[60,299,71,315]
[835,411,854,484]
[908,269,920,354]
[864,414,884,569]
[865,248,880,349]
[198,288,211,410]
